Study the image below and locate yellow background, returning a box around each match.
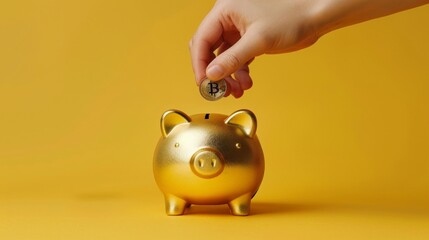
[1,0,428,239]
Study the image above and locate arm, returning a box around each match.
[316,0,429,35]
[189,0,429,98]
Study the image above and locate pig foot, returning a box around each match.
[164,194,187,216]
[228,193,252,216]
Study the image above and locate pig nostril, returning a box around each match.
[191,148,224,178]
[198,159,204,167]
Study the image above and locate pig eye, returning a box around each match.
[235,143,241,149]
[174,142,180,148]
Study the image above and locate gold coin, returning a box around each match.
[199,78,227,101]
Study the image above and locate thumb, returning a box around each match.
[206,32,264,81]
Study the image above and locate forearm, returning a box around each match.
[313,0,429,36]
[189,0,429,96]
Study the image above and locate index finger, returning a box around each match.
[189,10,223,85]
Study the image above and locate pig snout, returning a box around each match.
[190,148,224,178]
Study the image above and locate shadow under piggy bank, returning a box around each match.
[185,201,328,216]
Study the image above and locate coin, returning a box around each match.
[199,78,227,101]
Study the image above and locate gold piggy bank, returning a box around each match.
[153,109,264,216]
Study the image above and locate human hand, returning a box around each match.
[189,0,321,98]
[189,0,429,98]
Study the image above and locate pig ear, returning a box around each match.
[225,109,257,137]
[161,110,191,138]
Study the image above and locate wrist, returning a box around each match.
[308,0,429,37]
[307,0,346,38]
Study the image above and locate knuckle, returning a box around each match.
[257,33,275,53]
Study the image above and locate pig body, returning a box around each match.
[153,109,264,216]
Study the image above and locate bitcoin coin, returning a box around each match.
[199,78,227,101]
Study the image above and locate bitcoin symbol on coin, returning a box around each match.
[199,78,227,101]
[208,82,219,96]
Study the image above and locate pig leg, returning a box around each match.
[228,193,252,216]
[164,194,187,216]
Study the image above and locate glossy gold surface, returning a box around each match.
[153,109,264,216]
[190,148,224,179]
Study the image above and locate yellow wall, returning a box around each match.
[0,1,428,239]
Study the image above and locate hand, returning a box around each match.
[189,0,429,98]
[189,0,321,98]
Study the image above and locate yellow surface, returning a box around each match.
[0,1,428,239]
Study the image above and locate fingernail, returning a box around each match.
[206,65,224,80]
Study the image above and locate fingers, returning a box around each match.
[189,10,223,86]
[223,64,253,98]
[189,4,263,98]
[224,76,243,98]
[234,62,253,90]
[206,30,265,81]
[191,30,256,98]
